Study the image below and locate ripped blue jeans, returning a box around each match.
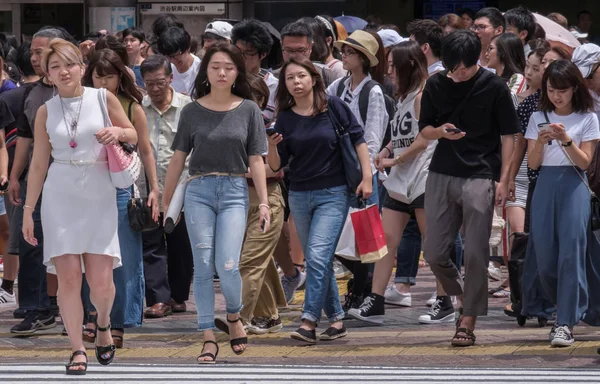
[184,175,249,330]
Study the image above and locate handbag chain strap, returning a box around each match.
[545,112,596,197]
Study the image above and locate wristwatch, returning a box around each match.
[562,140,573,147]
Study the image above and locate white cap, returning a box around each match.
[572,43,600,78]
[205,21,233,40]
[376,29,407,48]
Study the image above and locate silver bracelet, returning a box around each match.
[259,203,270,210]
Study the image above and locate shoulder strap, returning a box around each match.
[358,80,377,125]
[97,88,112,126]
[544,111,550,124]
[336,76,349,97]
[325,97,343,137]
[128,101,134,122]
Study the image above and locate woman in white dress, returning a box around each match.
[22,39,138,375]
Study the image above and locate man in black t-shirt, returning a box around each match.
[419,30,520,347]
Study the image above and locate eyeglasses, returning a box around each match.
[282,47,309,55]
[470,24,491,32]
[168,52,184,60]
[241,51,259,59]
[587,63,600,80]
[145,79,169,88]
[341,51,357,57]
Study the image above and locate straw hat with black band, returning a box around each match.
[334,30,379,67]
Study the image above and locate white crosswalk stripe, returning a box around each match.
[2,364,600,383]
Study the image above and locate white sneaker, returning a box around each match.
[384,286,411,307]
[426,291,437,307]
[551,325,574,347]
[334,260,352,279]
[488,261,502,281]
[0,287,16,308]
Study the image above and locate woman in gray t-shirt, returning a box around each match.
[163,44,269,364]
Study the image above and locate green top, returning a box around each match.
[117,94,137,125]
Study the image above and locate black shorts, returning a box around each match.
[383,193,425,214]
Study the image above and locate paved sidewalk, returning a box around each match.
[1,266,600,368]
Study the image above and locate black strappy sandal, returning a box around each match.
[65,350,87,375]
[95,323,116,365]
[197,340,220,364]
[82,312,97,343]
[215,317,248,355]
[111,328,124,349]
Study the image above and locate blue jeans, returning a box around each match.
[83,188,144,328]
[395,218,463,285]
[185,176,249,330]
[289,184,348,324]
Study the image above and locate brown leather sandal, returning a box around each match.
[451,327,476,347]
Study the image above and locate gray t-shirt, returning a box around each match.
[172,99,267,175]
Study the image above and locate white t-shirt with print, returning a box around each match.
[525,111,600,166]
[171,54,201,95]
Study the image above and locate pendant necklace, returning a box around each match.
[59,88,84,148]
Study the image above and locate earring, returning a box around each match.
[233,82,236,89]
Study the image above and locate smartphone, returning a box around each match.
[265,127,277,136]
[445,128,463,134]
[261,218,267,233]
[0,181,8,192]
[537,123,552,133]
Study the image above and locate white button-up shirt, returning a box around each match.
[326,74,389,174]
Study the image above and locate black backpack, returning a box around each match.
[336,76,396,149]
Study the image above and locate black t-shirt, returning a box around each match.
[419,68,520,181]
[0,83,37,179]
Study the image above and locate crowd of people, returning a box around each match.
[0,5,600,374]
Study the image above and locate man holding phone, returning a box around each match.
[419,30,520,347]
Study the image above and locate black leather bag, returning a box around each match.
[326,99,362,193]
[128,198,159,232]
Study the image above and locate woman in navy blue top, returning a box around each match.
[267,57,372,344]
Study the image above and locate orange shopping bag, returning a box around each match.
[349,204,387,263]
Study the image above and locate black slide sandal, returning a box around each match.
[197,340,220,364]
[65,350,87,375]
[95,323,116,365]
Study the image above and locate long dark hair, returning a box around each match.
[389,41,428,99]
[94,35,130,67]
[491,33,525,81]
[369,32,386,84]
[539,59,594,113]
[83,48,142,104]
[193,43,254,101]
[275,57,327,116]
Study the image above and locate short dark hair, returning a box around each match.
[152,13,184,38]
[490,33,526,81]
[540,59,594,113]
[16,41,35,77]
[122,27,145,43]
[504,6,536,43]
[458,8,475,20]
[528,38,551,54]
[231,19,274,56]
[474,7,506,31]
[157,27,191,56]
[140,54,172,77]
[547,13,568,29]
[247,72,270,109]
[406,19,443,59]
[298,17,329,62]
[280,21,313,44]
[94,35,129,66]
[388,40,428,99]
[577,10,592,21]
[441,30,481,71]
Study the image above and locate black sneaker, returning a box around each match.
[49,296,59,317]
[347,293,385,324]
[290,327,317,344]
[11,311,57,335]
[342,293,363,315]
[319,326,348,341]
[418,296,455,324]
[246,317,283,335]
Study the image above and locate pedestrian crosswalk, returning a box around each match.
[1,364,600,383]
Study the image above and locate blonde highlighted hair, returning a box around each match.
[40,38,84,75]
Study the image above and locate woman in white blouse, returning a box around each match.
[523,59,600,348]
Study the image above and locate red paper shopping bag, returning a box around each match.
[349,204,388,263]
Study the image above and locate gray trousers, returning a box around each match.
[424,172,495,316]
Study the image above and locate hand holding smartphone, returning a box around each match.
[445,128,463,134]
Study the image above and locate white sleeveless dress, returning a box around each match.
[42,87,121,274]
